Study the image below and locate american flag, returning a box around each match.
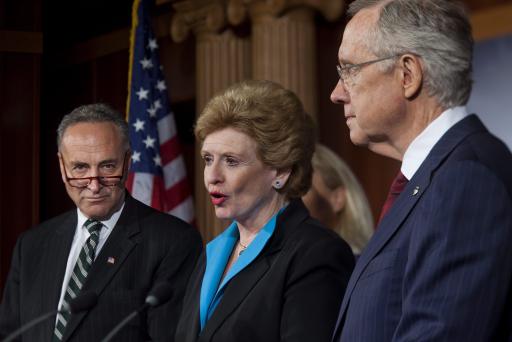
[125,0,194,223]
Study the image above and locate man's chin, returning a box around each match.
[80,204,113,221]
[349,131,370,147]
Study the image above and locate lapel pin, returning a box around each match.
[107,257,116,264]
[412,186,420,196]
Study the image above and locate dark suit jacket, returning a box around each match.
[0,193,202,341]
[175,199,354,342]
[332,115,512,341]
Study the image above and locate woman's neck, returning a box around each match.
[237,196,287,245]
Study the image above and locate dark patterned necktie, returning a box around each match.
[53,219,102,341]
[377,171,408,226]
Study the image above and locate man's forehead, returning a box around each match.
[64,121,117,135]
[62,122,120,145]
[342,8,379,49]
[60,122,125,158]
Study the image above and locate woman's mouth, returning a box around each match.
[209,192,227,205]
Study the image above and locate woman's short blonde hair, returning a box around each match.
[313,144,374,254]
[195,80,316,199]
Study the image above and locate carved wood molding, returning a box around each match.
[171,0,345,42]
[245,0,344,23]
[171,0,226,42]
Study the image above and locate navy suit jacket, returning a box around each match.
[333,115,512,341]
[0,193,202,341]
[176,199,355,342]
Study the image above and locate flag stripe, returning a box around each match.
[151,175,165,210]
[165,178,193,210]
[131,172,154,207]
[126,172,135,193]
[169,196,195,223]
[163,157,187,190]
[160,135,181,165]
[157,113,177,144]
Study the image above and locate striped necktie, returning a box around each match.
[53,219,102,341]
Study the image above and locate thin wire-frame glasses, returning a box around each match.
[61,152,128,188]
[336,55,399,85]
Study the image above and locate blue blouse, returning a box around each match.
[199,209,284,330]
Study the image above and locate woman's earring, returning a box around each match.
[273,180,282,189]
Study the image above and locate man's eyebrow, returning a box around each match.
[98,158,119,166]
[338,58,354,66]
[69,160,89,167]
[68,159,119,166]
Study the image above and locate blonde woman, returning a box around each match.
[303,144,373,255]
[175,80,354,342]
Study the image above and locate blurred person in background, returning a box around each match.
[303,143,373,255]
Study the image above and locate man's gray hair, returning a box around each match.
[57,103,131,151]
[348,0,473,108]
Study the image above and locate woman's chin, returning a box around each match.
[214,208,232,221]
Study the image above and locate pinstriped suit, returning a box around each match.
[0,194,202,341]
[332,115,512,341]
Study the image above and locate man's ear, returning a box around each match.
[399,54,423,99]
[329,186,346,214]
[124,150,132,175]
[57,152,67,184]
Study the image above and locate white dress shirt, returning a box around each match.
[401,106,468,180]
[56,202,125,312]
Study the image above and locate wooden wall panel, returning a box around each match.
[0,0,42,292]
[471,2,512,40]
[0,53,40,289]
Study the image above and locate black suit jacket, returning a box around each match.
[175,199,354,342]
[0,194,202,341]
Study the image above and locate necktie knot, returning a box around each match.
[84,219,102,235]
[389,172,408,194]
[377,171,409,226]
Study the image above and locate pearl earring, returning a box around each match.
[273,180,282,189]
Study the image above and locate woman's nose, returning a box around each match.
[204,162,223,185]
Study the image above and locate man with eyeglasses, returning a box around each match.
[330,0,512,341]
[0,103,202,341]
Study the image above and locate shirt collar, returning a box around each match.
[401,106,468,180]
[77,200,125,232]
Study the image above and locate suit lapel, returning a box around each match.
[199,256,271,341]
[336,168,429,319]
[199,200,308,341]
[181,257,205,342]
[39,212,76,342]
[333,115,488,335]
[62,195,140,341]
